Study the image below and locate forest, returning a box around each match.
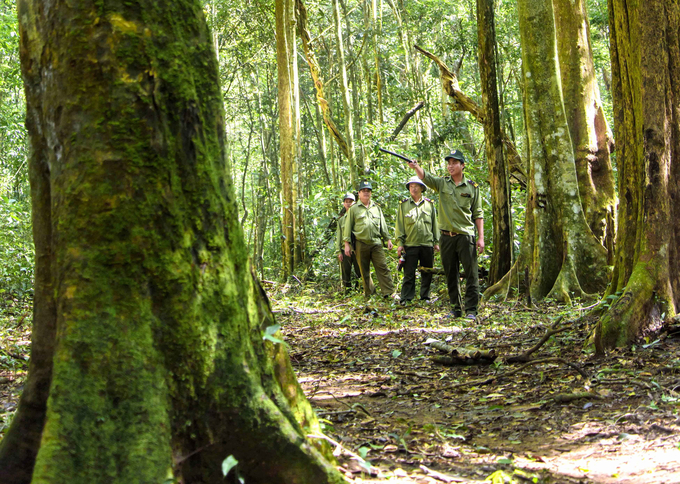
[0,0,679,483]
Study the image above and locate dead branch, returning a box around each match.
[307,433,368,462]
[553,392,604,403]
[430,342,496,366]
[414,44,527,188]
[296,0,350,159]
[419,464,466,483]
[389,101,425,141]
[506,316,567,363]
[441,357,587,390]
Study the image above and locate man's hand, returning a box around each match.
[344,241,352,257]
[434,244,440,253]
[476,238,485,254]
[407,160,425,179]
[337,252,344,261]
[387,240,393,251]
[397,246,404,257]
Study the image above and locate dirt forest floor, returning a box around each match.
[273,286,680,484]
[2,287,680,484]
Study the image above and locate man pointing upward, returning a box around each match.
[408,150,484,320]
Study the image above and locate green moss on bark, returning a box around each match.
[6,1,344,483]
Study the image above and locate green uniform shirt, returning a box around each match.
[395,196,439,247]
[422,170,483,236]
[336,214,348,253]
[343,200,390,246]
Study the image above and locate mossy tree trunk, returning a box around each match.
[277,0,297,279]
[477,0,513,286]
[553,0,617,257]
[595,0,679,349]
[0,1,343,483]
[486,0,608,304]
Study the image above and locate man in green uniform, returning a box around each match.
[407,150,484,319]
[336,192,361,292]
[395,176,439,304]
[343,181,395,298]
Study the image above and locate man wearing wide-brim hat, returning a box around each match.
[336,192,361,292]
[343,181,396,298]
[407,150,484,320]
[395,176,440,305]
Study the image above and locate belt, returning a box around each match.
[440,230,461,237]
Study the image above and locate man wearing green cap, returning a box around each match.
[407,150,484,320]
[336,192,361,292]
[395,176,439,304]
[343,181,395,298]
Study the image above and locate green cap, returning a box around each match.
[357,180,373,191]
[444,150,466,163]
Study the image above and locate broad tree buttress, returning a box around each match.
[595,0,680,349]
[485,0,608,304]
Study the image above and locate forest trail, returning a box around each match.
[276,290,680,484]
[2,292,680,483]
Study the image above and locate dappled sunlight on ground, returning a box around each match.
[275,288,680,484]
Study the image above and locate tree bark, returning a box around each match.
[296,0,351,167]
[332,0,359,185]
[0,1,343,483]
[476,0,513,286]
[277,0,296,279]
[553,0,616,253]
[595,0,680,349]
[486,0,609,304]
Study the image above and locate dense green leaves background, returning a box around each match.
[0,0,613,292]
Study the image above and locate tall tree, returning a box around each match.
[277,0,297,279]
[595,0,679,349]
[476,0,513,285]
[553,0,616,253]
[486,0,608,303]
[332,0,359,185]
[0,1,343,483]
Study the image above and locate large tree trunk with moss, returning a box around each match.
[277,0,297,279]
[485,0,608,304]
[477,0,513,286]
[553,0,617,256]
[594,0,679,349]
[0,2,343,483]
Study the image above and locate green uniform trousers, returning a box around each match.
[440,233,479,314]
[400,246,434,302]
[339,252,361,291]
[355,240,395,297]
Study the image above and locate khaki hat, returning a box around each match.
[343,192,355,201]
[405,176,427,191]
[444,149,466,163]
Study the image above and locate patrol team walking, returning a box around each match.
[340,149,484,320]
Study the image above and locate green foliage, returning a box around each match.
[0,2,32,300]
[0,195,32,299]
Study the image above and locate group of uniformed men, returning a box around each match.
[335,150,484,320]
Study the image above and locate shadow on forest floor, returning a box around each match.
[2,289,680,484]
[273,285,680,484]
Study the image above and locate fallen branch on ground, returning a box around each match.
[439,357,587,391]
[552,392,604,403]
[506,316,567,363]
[429,341,496,365]
[419,464,466,483]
